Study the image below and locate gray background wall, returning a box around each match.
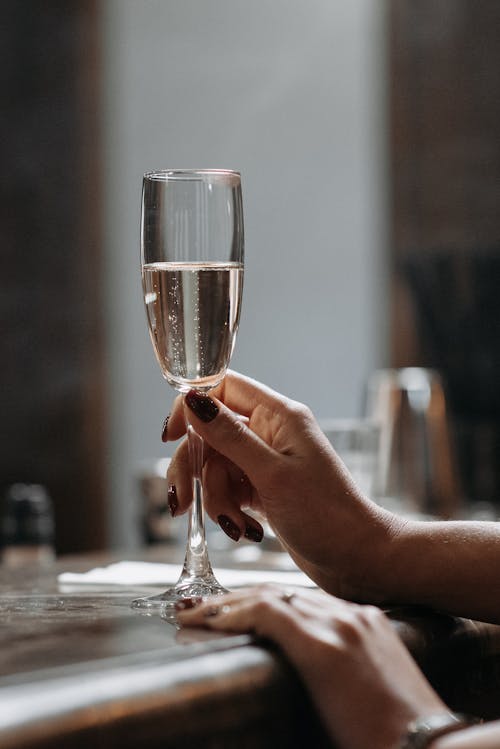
[101,0,389,548]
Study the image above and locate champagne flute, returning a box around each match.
[133,169,244,613]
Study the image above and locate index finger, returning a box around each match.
[216,371,292,417]
[164,371,291,442]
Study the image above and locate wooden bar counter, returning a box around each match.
[1,545,500,748]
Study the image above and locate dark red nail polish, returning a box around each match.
[217,514,241,542]
[185,390,219,422]
[168,485,178,517]
[244,524,263,543]
[161,415,169,442]
[175,597,202,611]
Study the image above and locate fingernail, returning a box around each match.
[185,390,219,422]
[217,514,241,542]
[244,524,263,543]
[167,485,178,517]
[175,597,202,611]
[161,415,169,442]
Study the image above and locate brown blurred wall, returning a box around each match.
[389,0,500,504]
[0,1,106,553]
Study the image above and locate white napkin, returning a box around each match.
[58,561,315,588]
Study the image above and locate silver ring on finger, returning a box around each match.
[204,603,232,618]
[204,605,220,618]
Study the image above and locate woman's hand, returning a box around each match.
[163,371,404,603]
[176,586,446,749]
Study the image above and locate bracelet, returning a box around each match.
[400,711,477,748]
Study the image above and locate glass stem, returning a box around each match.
[180,423,214,581]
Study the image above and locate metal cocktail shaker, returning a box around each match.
[366,368,461,518]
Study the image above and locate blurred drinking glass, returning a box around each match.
[320,418,380,497]
[365,368,462,519]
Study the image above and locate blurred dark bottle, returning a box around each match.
[1,484,55,567]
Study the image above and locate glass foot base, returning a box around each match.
[131,576,228,618]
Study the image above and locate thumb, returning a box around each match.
[183,389,279,484]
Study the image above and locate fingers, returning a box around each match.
[175,587,401,686]
[166,439,191,516]
[175,586,363,669]
[161,370,293,443]
[182,390,283,487]
[161,371,309,493]
[163,393,186,442]
[177,586,341,627]
[215,370,293,419]
[167,441,264,542]
[203,453,263,542]
[176,586,306,652]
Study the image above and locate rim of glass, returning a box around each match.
[143,169,241,182]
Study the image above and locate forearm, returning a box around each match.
[283,502,500,623]
[383,517,500,623]
[432,720,500,748]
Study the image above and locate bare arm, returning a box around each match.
[434,721,500,748]
[382,519,500,623]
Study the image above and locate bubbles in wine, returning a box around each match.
[142,261,243,391]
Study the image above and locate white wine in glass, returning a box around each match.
[133,169,244,614]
